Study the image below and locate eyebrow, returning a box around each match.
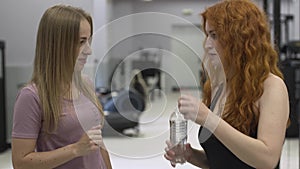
[80,37,92,42]
[208,30,216,34]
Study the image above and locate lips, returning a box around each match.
[78,58,87,64]
[208,52,218,57]
[207,48,218,56]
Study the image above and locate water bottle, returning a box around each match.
[169,107,187,164]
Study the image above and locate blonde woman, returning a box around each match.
[11,5,112,169]
[165,0,289,169]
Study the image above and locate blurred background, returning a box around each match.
[0,0,300,168]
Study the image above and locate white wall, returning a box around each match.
[0,0,94,66]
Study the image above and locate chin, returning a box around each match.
[75,64,84,72]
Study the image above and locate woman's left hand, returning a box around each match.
[178,95,210,125]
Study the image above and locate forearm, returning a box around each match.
[13,144,78,169]
[187,148,209,168]
[100,147,112,169]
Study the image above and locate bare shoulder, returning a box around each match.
[260,73,289,106]
[264,73,287,91]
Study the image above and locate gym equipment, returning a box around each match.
[99,88,146,136]
[281,59,300,138]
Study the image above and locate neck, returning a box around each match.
[62,83,80,100]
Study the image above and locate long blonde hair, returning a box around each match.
[201,0,284,135]
[31,5,103,134]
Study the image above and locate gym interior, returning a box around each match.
[0,0,299,168]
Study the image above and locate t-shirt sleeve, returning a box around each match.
[11,87,42,139]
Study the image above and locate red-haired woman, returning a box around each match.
[165,1,289,169]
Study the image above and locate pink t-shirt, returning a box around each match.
[12,84,107,169]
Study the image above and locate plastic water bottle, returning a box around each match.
[169,107,187,164]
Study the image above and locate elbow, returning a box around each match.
[13,165,23,169]
[256,155,280,169]
[266,150,281,169]
[12,160,23,169]
[12,156,22,169]
[255,142,282,169]
[267,159,280,169]
[12,157,31,169]
[258,163,279,169]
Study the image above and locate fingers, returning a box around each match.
[164,140,178,167]
[165,141,174,154]
[87,128,102,135]
[178,95,201,114]
[178,95,199,105]
[164,147,175,156]
[163,154,176,168]
[171,161,176,168]
[179,94,193,101]
[91,125,102,130]
[88,134,102,142]
[178,95,193,108]
[164,150,174,160]
[87,127,103,147]
[164,150,176,168]
[165,140,172,148]
[178,94,191,106]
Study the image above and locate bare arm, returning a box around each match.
[204,75,288,168]
[179,74,289,169]
[12,138,77,169]
[213,75,289,168]
[12,131,100,169]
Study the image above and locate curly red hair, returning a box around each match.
[201,0,284,136]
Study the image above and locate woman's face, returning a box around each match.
[75,19,92,71]
[204,21,228,85]
[204,21,224,66]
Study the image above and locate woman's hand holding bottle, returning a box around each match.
[164,141,194,167]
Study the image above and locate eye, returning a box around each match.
[210,33,217,40]
[80,39,87,46]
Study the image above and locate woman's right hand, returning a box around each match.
[164,140,194,167]
[73,125,103,157]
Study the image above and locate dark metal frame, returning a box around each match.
[273,0,281,53]
[263,0,268,17]
[263,0,281,57]
[0,40,8,153]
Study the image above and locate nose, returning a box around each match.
[82,42,92,55]
[204,37,213,50]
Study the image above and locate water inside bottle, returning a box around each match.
[170,119,187,164]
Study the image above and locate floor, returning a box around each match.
[0,92,299,169]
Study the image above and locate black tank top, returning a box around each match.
[198,127,279,169]
[199,84,279,169]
